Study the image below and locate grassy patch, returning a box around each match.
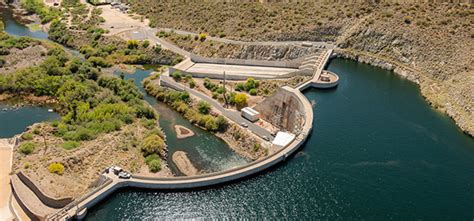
[62,141,80,150]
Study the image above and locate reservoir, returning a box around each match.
[86,59,474,220]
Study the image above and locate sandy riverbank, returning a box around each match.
[174,125,194,139]
[172,151,198,176]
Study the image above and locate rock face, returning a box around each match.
[172,151,199,176]
[231,45,322,61]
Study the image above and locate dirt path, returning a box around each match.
[0,139,14,221]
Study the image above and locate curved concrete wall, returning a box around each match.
[17,172,73,208]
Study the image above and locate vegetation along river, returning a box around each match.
[86,58,474,220]
[0,7,59,138]
[115,68,249,175]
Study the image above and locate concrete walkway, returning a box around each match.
[0,138,14,221]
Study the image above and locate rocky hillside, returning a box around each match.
[129,1,473,136]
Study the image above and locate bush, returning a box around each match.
[48,163,65,175]
[403,16,412,24]
[235,83,245,91]
[19,142,35,155]
[63,128,94,141]
[234,93,247,108]
[197,101,211,114]
[249,88,257,96]
[204,117,218,131]
[141,134,165,156]
[199,33,207,41]
[21,133,33,140]
[62,141,80,150]
[142,40,150,48]
[154,44,162,53]
[127,40,139,49]
[189,80,196,88]
[171,71,183,81]
[147,158,161,173]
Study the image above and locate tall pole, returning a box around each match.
[223,70,228,108]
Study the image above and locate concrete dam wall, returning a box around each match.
[254,87,306,134]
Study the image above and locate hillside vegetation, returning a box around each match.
[128,1,473,136]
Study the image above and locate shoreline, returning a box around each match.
[334,48,473,138]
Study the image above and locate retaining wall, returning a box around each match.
[190,54,304,69]
[17,172,73,208]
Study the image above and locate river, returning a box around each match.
[0,7,59,138]
[116,68,249,175]
[86,59,474,220]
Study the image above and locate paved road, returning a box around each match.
[159,74,273,140]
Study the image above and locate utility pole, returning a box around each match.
[223,70,228,108]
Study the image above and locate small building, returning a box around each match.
[241,107,260,122]
[272,132,296,148]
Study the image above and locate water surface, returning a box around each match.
[87,58,474,220]
[0,6,48,39]
[116,69,250,174]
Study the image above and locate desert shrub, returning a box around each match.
[62,141,80,150]
[234,93,247,108]
[153,44,161,53]
[142,40,150,48]
[141,134,165,156]
[47,163,65,175]
[249,88,257,96]
[403,16,412,24]
[141,119,157,130]
[253,143,260,152]
[199,33,207,41]
[147,157,161,172]
[197,101,211,114]
[21,133,33,140]
[127,40,139,49]
[19,142,35,155]
[189,79,196,88]
[87,56,111,67]
[235,83,245,91]
[63,128,94,141]
[171,71,183,81]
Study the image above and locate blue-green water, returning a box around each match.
[0,103,59,138]
[0,5,48,40]
[86,58,474,220]
[116,69,249,174]
[0,7,59,138]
